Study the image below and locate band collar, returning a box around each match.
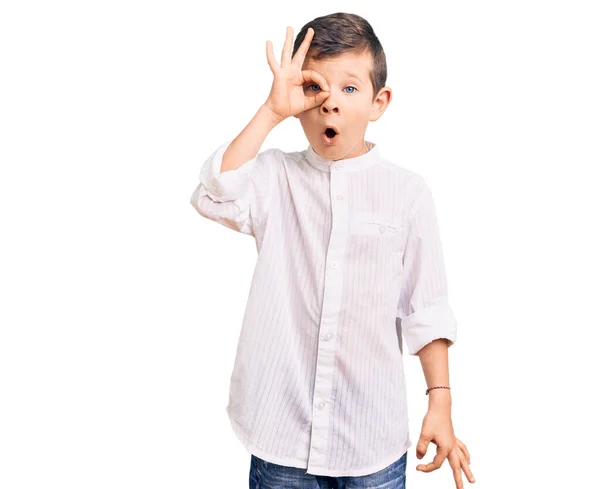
[303,140,379,172]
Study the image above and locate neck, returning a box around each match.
[334,138,368,161]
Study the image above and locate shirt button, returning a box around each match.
[379,224,386,234]
[331,261,339,268]
[336,194,344,200]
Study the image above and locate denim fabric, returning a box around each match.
[249,451,407,489]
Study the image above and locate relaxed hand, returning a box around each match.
[416,409,476,488]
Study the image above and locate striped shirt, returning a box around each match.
[190,139,457,477]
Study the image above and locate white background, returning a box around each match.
[1,1,598,488]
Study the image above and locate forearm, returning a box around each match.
[417,338,452,412]
[220,104,283,174]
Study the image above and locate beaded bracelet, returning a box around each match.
[425,386,451,395]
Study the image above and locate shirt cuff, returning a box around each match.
[401,302,458,355]
[198,140,259,202]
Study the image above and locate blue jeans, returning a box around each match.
[249,451,407,489]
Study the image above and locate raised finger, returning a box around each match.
[456,438,471,464]
[301,69,329,92]
[280,26,293,67]
[292,27,314,67]
[266,40,279,74]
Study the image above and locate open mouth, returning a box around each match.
[322,126,339,145]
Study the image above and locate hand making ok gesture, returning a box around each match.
[264,26,330,122]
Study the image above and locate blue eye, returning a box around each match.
[306,84,357,94]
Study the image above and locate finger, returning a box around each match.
[280,26,293,67]
[266,40,278,74]
[415,457,443,472]
[292,27,314,67]
[304,90,329,111]
[416,447,447,472]
[302,70,329,91]
[459,452,476,483]
[456,438,471,464]
[448,450,464,489]
[415,434,431,460]
[301,69,329,92]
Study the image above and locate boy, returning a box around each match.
[190,12,475,489]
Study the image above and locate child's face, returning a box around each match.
[295,50,391,161]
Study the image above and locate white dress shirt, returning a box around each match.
[190,139,457,477]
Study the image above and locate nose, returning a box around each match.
[319,93,339,114]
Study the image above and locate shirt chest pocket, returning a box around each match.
[349,211,404,236]
[348,210,407,255]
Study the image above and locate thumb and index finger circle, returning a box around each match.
[303,90,330,112]
[301,70,329,92]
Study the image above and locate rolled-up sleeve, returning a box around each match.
[396,176,457,355]
[190,140,275,236]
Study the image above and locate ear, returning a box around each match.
[370,86,392,122]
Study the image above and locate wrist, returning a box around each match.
[428,389,452,411]
[427,387,452,409]
[260,103,285,127]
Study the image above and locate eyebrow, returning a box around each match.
[304,68,364,83]
[344,71,363,82]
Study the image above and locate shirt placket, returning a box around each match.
[306,161,349,472]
